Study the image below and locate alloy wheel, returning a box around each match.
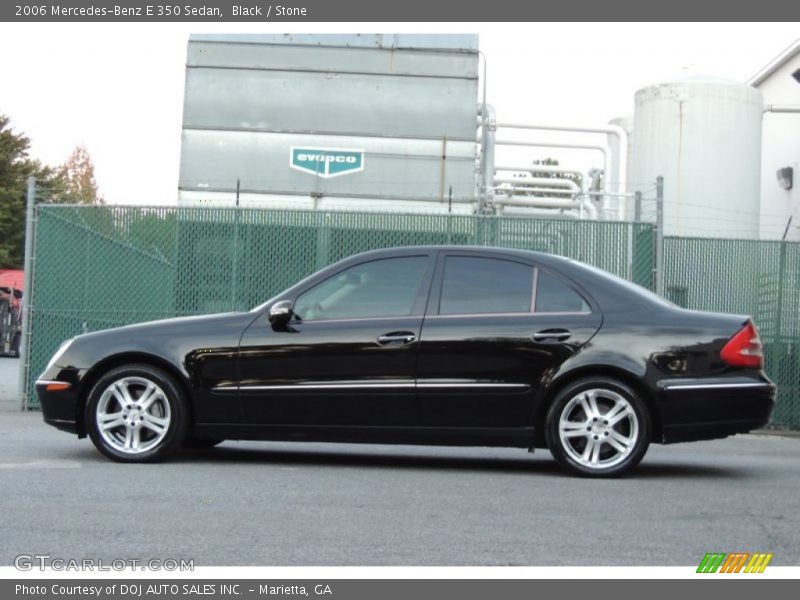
[557,388,640,470]
[95,376,172,455]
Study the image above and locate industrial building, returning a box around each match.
[749,39,800,242]
[178,33,799,242]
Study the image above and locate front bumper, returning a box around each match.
[656,376,776,443]
[36,380,82,435]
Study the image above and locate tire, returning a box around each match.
[85,364,189,462]
[11,334,20,358]
[182,437,223,449]
[545,377,651,477]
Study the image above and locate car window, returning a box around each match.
[293,256,428,321]
[439,256,534,315]
[535,270,591,313]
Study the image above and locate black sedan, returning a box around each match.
[37,246,775,476]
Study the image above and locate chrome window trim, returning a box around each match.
[291,315,420,325]
[530,267,539,313]
[424,311,591,319]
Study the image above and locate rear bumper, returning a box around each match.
[656,377,775,444]
[36,381,81,435]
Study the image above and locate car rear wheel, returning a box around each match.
[545,377,650,477]
[85,364,189,462]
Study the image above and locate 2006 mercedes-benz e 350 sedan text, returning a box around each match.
[37,246,775,476]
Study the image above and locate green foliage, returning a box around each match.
[54,145,104,204]
[0,114,103,268]
[0,114,36,268]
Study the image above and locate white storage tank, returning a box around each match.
[632,77,763,238]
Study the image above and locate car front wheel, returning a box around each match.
[545,377,651,477]
[85,364,189,462]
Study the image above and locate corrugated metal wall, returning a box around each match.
[179,34,480,211]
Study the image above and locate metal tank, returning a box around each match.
[178,34,480,213]
[632,77,763,238]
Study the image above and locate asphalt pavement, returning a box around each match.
[1,412,798,566]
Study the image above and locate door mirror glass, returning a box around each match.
[268,300,294,328]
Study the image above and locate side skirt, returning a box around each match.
[193,424,536,448]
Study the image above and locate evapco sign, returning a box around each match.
[290,147,365,178]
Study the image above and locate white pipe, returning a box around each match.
[494,194,598,220]
[478,104,496,215]
[494,166,589,218]
[763,104,800,114]
[495,164,584,178]
[498,206,581,219]
[493,176,580,192]
[493,138,612,218]
[495,121,627,219]
[496,186,577,196]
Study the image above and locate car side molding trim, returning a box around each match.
[417,382,529,389]
[660,382,773,391]
[213,381,529,392]
[215,382,415,392]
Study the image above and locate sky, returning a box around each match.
[0,22,798,205]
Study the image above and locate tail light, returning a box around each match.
[720,321,763,368]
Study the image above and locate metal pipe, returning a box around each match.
[478,104,496,215]
[494,196,582,209]
[763,104,800,114]
[495,186,577,196]
[495,164,584,178]
[655,176,664,296]
[494,194,598,219]
[493,138,612,217]
[493,176,579,191]
[439,135,447,203]
[18,176,36,410]
[495,121,628,218]
[498,206,581,219]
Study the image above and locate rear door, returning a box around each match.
[417,251,602,428]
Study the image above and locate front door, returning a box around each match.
[238,254,434,427]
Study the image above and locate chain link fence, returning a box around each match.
[22,204,799,429]
[663,236,800,427]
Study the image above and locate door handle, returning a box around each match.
[532,329,571,342]
[377,332,416,345]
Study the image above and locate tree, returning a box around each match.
[54,145,104,204]
[0,115,103,268]
[0,114,37,268]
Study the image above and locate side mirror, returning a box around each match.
[268,300,294,329]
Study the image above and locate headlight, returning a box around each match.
[43,338,74,373]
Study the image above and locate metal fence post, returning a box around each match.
[17,176,36,410]
[654,176,665,297]
[634,191,642,222]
